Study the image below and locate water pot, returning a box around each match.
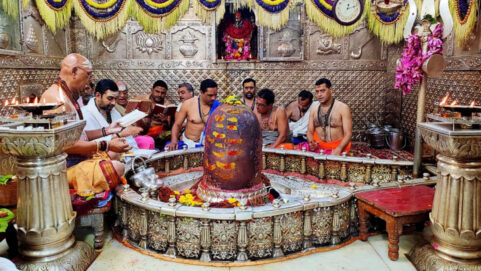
[385,128,406,151]
[366,127,385,149]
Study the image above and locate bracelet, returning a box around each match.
[102,127,107,137]
[99,141,107,152]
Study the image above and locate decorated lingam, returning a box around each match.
[197,101,268,205]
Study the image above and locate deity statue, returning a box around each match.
[223,12,254,61]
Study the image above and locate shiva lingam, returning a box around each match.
[196,101,268,205]
[410,120,481,269]
[0,101,94,270]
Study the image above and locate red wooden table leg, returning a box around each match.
[386,218,401,261]
[358,201,369,241]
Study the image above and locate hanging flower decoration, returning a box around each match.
[193,0,225,25]
[305,0,365,38]
[1,0,19,19]
[395,24,444,95]
[366,0,422,44]
[131,0,189,34]
[29,0,73,33]
[449,0,478,47]
[73,0,129,40]
[248,0,298,30]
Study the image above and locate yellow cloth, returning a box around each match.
[67,153,120,196]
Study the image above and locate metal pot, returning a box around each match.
[366,127,386,149]
[385,128,406,151]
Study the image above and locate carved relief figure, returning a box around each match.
[317,34,341,55]
[135,33,163,55]
[179,30,198,58]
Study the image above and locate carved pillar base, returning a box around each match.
[410,243,481,271]
[16,241,96,271]
[428,155,481,263]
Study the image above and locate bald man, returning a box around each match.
[41,53,132,196]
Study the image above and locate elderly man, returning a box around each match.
[254,88,290,148]
[307,78,352,155]
[286,90,317,143]
[41,54,131,196]
[176,82,194,112]
[241,78,256,111]
[167,79,221,150]
[115,80,129,116]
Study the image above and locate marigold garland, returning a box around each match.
[193,0,225,25]
[449,0,478,47]
[1,0,19,19]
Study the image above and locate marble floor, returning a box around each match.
[1,227,428,271]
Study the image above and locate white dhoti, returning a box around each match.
[182,133,201,149]
[289,101,319,137]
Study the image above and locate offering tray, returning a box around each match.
[0,113,76,126]
[426,114,481,129]
[7,103,63,118]
[439,104,481,117]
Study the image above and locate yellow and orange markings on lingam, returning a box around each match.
[228,138,243,145]
[227,117,238,123]
[215,115,226,122]
[215,143,224,148]
[226,124,238,131]
[212,131,226,139]
[228,150,243,156]
[216,123,224,128]
[205,160,216,170]
[214,171,234,180]
[206,136,215,144]
[216,161,236,170]
[227,109,241,114]
[213,151,225,158]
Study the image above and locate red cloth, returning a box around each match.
[225,19,254,39]
[355,185,435,217]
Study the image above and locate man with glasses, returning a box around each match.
[114,81,129,115]
[41,54,132,196]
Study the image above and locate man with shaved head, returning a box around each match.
[41,53,132,196]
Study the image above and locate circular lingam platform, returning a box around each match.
[115,170,353,262]
[113,144,432,263]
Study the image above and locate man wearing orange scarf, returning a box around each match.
[307,78,352,156]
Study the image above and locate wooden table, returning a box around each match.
[356,185,435,261]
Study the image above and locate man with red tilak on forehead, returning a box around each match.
[41,53,132,197]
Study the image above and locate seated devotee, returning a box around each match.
[81,79,143,142]
[176,82,195,112]
[254,88,290,148]
[241,78,256,111]
[285,90,318,143]
[114,80,129,116]
[307,78,352,156]
[77,81,94,107]
[167,79,221,150]
[135,80,172,146]
[41,53,132,196]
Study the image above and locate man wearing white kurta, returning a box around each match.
[81,79,123,141]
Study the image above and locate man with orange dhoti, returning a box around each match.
[41,53,132,196]
[307,78,352,156]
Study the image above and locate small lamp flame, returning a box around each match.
[42,97,46,104]
[470,101,476,107]
[33,97,38,104]
[450,100,458,106]
[440,93,450,105]
[58,85,65,103]
[4,99,8,106]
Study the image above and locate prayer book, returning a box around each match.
[119,109,148,127]
[151,103,177,117]
[125,100,177,117]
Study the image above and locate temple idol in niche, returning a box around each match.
[218,9,257,61]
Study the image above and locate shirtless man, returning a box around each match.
[255,88,289,148]
[167,79,220,150]
[286,90,316,142]
[307,78,352,156]
[241,78,256,111]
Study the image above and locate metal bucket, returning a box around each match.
[385,128,406,151]
[366,128,385,149]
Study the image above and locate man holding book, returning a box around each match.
[167,79,221,150]
[41,54,132,197]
